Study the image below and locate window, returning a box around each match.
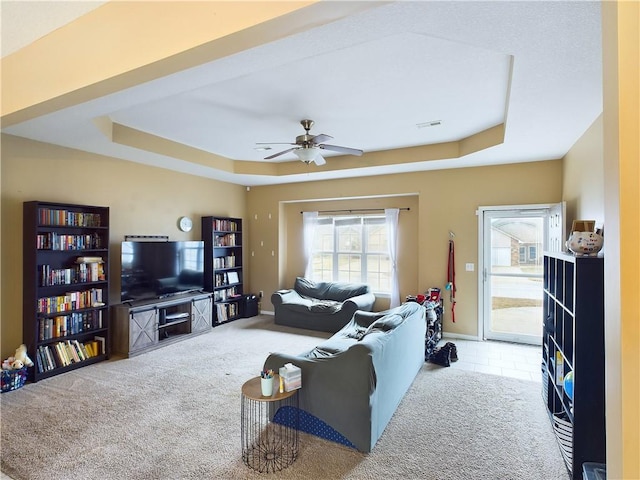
[310,216,391,294]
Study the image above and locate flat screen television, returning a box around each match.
[120,241,205,302]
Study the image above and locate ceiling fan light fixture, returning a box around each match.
[294,147,319,163]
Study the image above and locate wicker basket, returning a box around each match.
[1,367,27,393]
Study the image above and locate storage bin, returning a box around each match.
[243,294,259,318]
[1,367,27,393]
[552,413,573,473]
[582,462,606,480]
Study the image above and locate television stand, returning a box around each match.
[112,292,212,357]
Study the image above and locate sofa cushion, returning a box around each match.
[294,277,370,302]
[306,336,357,358]
[324,281,370,302]
[295,277,330,299]
[362,313,404,335]
[283,297,342,314]
[309,299,342,313]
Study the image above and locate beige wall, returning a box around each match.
[563,114,605,229]
[247,160,563,338]
[602,2,640,478]
[0,134,246,358]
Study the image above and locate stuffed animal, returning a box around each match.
[10,359,24,370]
[12,344,33,369]
[1,357,14,370]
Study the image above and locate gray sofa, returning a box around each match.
[271,277,376,333]
[264,302,426,452]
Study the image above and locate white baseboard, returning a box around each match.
[442,332,482,342]
[260,310,274,316]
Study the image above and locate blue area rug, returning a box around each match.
[273,406,356,449]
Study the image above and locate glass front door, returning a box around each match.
[481,208,547,345]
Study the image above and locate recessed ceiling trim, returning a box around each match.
[110,120,505,178]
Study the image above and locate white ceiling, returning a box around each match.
[0,0,107,56]
[1,1,603,186]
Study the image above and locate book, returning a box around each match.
[66,341,80,362]
[94,336,106,355]
[555,351,564,385]
[44,346,56,370]
[78,341,91,359]
[87,341,96,357]
[73,340,86,361]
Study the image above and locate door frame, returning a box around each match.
[476,203,560,343]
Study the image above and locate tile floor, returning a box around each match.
[440,337,543,382]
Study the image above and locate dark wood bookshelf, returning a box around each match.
[23,201,110,382]
[541,252,605,479]
[201,216,244,325]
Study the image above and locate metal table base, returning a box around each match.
[241,375,299,473]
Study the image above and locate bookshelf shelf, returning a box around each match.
[23,201,111,382]
[202,216,244,325]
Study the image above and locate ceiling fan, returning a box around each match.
[257,119,363,166]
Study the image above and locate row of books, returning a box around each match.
[213,219,239,232]
[38,208,102,227]
[35,337,105,373]
[38,310,103,341]
[37,288,104,314]
[36,232,103,251]
[213,255,237,269]
[39,261,105,286]
[215,302,239,323]
[213,287,241,302]
[214,271,240,287]
[214,233,238,247]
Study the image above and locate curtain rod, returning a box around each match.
[300,207,410,214]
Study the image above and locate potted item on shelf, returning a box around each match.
[566,220,603,256]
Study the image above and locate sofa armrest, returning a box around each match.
[271,289,301,307]
[264,347,375,406]
[343,292,376,312]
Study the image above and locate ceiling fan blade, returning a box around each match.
[318,144,364,156]
[265,147,297,160]
[256,142,297,146]
[310,134,333,145]
[313,154,327,166]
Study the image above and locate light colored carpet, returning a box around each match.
[1,315,568,480]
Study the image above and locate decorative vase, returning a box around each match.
[566,231,603,256]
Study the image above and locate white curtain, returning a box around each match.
[385,208,400,308]
[302,211,319,279]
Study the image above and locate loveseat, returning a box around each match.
[264,302,426,452]
[271,277,376,333]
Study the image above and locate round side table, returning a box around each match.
[241,374,299,473]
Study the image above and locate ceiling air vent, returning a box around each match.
[416,120,442,129]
